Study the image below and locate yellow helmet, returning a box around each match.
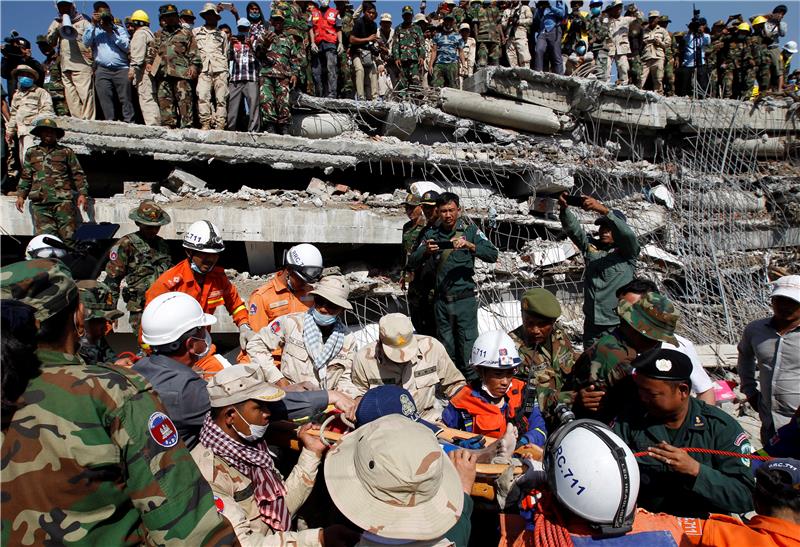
[737,22,751,32]
[751,15,767,26]
[131,9,150,24]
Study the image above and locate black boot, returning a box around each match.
[275,123,288,135]
[262,123,275,133]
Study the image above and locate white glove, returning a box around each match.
[337,42,344,54]
[311,42,319,54]
[239,324,255,350]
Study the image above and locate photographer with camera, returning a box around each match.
[83,1,134,123]
[46,1,94,119]
[677,8,710,97]
[1,35,44,101]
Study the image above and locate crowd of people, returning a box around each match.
[1,0,797,147]
[2,109,799,543]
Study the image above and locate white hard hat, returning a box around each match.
[25,234,67,260]
[141,292,217,348]
[182,220,225,254]
[784,40,798,54]
[470,330,521,369]
[285,243,324,283]
[543,419,640,536]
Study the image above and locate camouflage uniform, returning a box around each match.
[661,22,675,95]
[475,3,501,67]
[77,279,122,366]
[38,39,69,116]
[627,18,644,87]
[256,25,302,128]
[720,36,751,99]
[509,324,576,430]
[0,259,236,546]
[588,13,610,81]
[277,1,312,93]
[103,200,172,333]
[451,6,467,25]
[704,35,725,97]
[146,22,202,128]
[338,9,355,97]
[431,27,464,88]
[393,23,426,92]
[18,122,88,242]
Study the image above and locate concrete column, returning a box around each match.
[246,241,276,275]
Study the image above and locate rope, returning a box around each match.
[633,447,772,461]
[533,492,574,547]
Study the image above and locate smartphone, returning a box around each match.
[436,240,455,250]
[219,2,234,10]
[565,193,585,207]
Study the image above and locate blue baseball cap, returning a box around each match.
[758,458,800,491]
[355,385,441,434]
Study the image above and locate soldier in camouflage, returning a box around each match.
[77,279,122,365]
[103,199,172,334]
[720,23,754,99]
[402,192,425,287]
[335,0,355,97]
[0,258,236,546]
[474,0,502,67]
[275,0,313,93]
[568,291,679,424]
[405,190,440,337]
[659,16,675,95]
[256,11,301,134]
[508,288,577,431]
[35,35,68,116]
[588,0,610,80]
[146,4,202,128]
[15,118,88,242]
[393,6,426,93]
[703,20,727,98]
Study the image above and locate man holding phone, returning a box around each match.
[407,192,499,381]
[559,192,640,347]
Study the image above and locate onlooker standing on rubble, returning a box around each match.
[255,10,300,135]
[678,18,711,97]
[474,0,502,68]
[459,22,476,86]
[392,6,426,93]
[310,0,343,98]
[4,65,54,163]
[47,0,95,119]
[407,192,499,381]
[559,192,640,347]
[349,2,379,99]
[587,0,610,80]
[532,0,566,74]
[502,0,533,68]
[764,5,788,89]
[35,35,69,116]
[128,10,160,126]
[194,4,230,130]
[227,18,260,132]
[146,4,201,129]
[738,275,800,446]
[640,10,670,93]
[604,0,635,84]
[103,200,172,333]
[430,13,464,89]
[83,2,134,123]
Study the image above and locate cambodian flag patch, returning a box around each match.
[270,321,281,334]
[213,495,225,513]
[249,303,258,315]
[148,411,179,448]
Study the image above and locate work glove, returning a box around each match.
[239,323,255,351]
[337,41,344,54]
[311,42,319,54]
[499,457,546,510]
[454,434,486,450]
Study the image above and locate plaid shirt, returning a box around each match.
[229,36,258,82]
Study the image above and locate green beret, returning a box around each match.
[0,259,78,322]
[632,348,692,381]
[520,288,561,319]
[618,291,678,345]
[77,280,123,321]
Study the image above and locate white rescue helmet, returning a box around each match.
[284,243,324,283]
[26,234,67,260]
[141,292,217,349]
[543,419,640,536]
[470,330,521,369]
[784,40,798,54]
[182,220,225,253]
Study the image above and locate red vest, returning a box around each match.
[449,379,525,438]
[311,7,339,45]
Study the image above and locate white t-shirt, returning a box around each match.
[662,334,714,395]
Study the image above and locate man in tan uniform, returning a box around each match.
[604,0,635,84]
[640,10,669,93]
[128,9,160,125]
[194,3,230,130]
[246,275,358,395]
[47,0,95,119]
[502,0,533,68]
[4,65,55,163]
[350,313,465,421]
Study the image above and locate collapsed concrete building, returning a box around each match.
[2,68,798,364]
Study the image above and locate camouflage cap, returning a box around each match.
[179,8,195,17]
[159,4,179,16]
[712,19,726,28]
[402,4,414,14]
[77,280,123,321]
[129,200,171,226]
[404,193,421,207]
[30,117,65,138]
[420,190,440,206]
[379,313,418,363]
[618,291,679,345]
[521,287,561,319]
[271,9,286,19]
[0,259,78,322]
[35,34,49,44]
[659,15,671,23]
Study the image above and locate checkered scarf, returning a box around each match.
[302,310,346,388]
[199,413,291,531]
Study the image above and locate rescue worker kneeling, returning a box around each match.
[443,330,547,448]
[191,364,358,547]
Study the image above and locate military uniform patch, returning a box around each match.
[249,303,258,315]
[734,432,748,447]
[213,495,224,513]
[148,411,179,448]
[109,246,119,261]
[270,321,281,334]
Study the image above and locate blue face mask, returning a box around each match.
[590,6,601,15]
[311,307,337,326]
[247,12,260,21]
[576,45,587,55]
[18,76,34,89]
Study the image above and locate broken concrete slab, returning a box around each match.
[290,112,356,139]
[167,168,208,191]
[439,88,561,135]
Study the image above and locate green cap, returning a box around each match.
[402,5,414,14]
[0,259,78,322]
[404,193,421,207]
[271,9,285,19]
[30,117,65,138]
[77,280,123,321]
[420,190,439,205]
[129,200,171,226]
[159,4,179,16]
[179,8,195,17]
[618,291,679,345]
[520,288,561,319]
[35,34,49,44]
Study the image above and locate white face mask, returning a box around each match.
[233,407,268,442]
[189,329,212,359]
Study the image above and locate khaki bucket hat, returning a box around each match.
[379,313,418,363]
[310,274,352,310]
[207,364,285,407]
[325,414,464,540]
